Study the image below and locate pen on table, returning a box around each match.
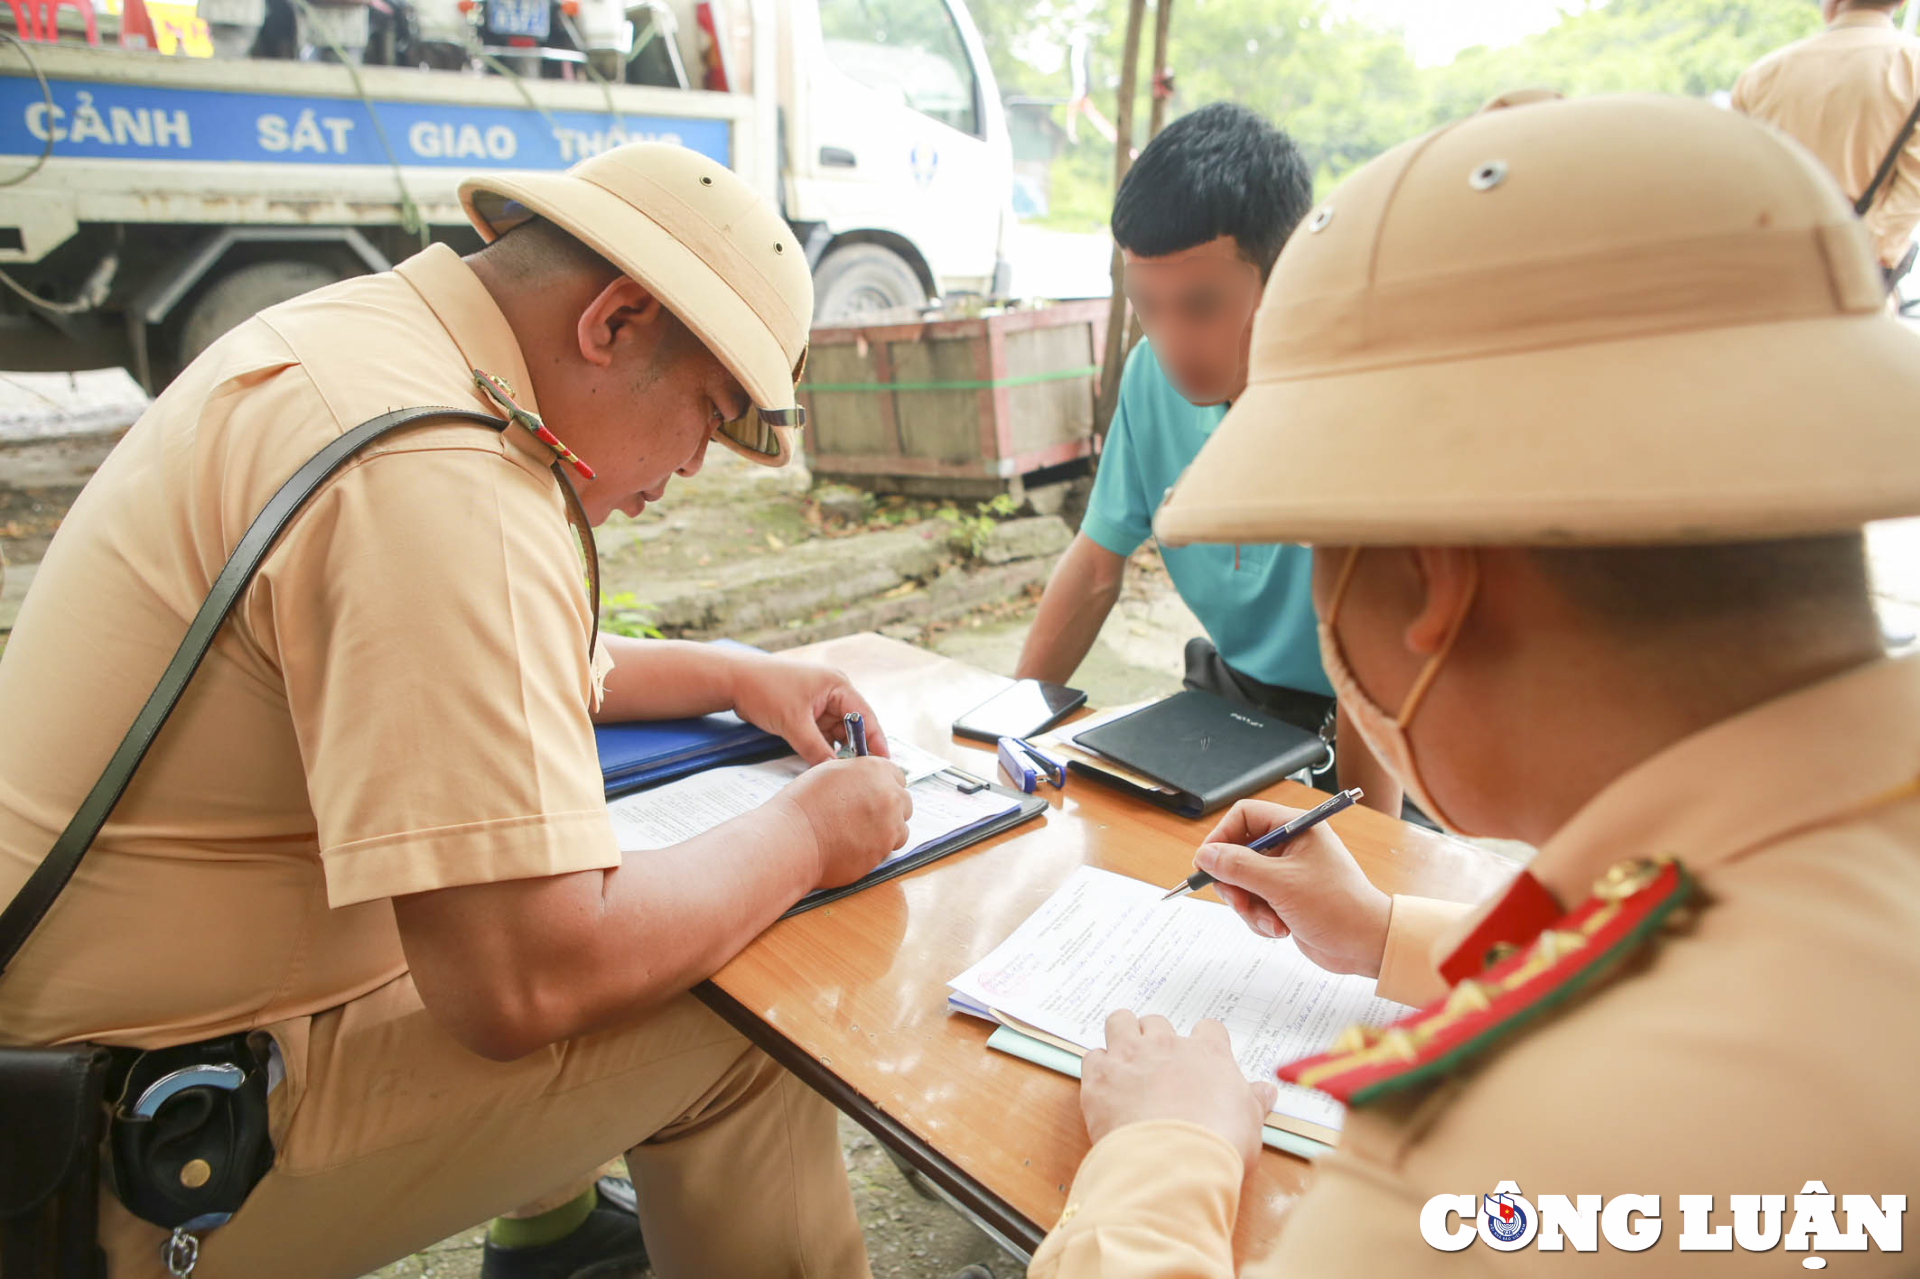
[843,711,869,757]
[1161,787,1364,901]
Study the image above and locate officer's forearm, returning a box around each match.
[1029,1121,1242,1279]
[1015,534,1126,685]
[394,802,819,1061]
[591,636,739,723]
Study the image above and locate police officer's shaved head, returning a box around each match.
[479,216,622,287]
[1529,536,1876,637]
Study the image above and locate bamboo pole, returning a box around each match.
[1148,0,1174,139]
[1092,0,1148,441]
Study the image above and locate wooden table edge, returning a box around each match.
[693,977,1049,1258]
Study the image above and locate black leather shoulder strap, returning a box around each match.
[1856,95,1920,218]
[0,404,597,977]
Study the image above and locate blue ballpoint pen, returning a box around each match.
[1161,788,1365,901]
[843,711,869,757]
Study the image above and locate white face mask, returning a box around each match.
[1315,547,1480,835]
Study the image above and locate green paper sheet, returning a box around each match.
[984,1025,1335,1162]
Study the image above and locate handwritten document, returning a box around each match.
[949,866,1411,1131]
[607,754,1018,869]
[877,738,954,785]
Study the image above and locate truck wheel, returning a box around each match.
[812,244,928,323]
[176,260,343,368]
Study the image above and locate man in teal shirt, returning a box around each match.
[1016,104,1398,813]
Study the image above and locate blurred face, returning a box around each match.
[540,277,748,525]
[1121,235,1265,405]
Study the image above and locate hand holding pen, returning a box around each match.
[1164,789,1362,899]
[1174,791,1397,978]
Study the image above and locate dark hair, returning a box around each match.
[481,215,622,286]
[1530,535,1874,631]
[1110,103,1313,276]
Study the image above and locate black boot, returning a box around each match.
[479,1176,648,1279]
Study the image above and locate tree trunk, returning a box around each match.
[1092,0,1149,443]
[1148,0,1174,139]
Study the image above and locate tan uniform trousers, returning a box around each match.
[99,977,869,1279]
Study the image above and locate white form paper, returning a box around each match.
[949,865,1411,1131]
[870,737,953,785]
[607,754,1019,871]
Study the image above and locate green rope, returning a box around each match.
[288,0,429,246]
[556,9,626,131]
[804,364,1100,394]
[470,42,565,137]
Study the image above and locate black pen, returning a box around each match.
[1161,788,1364,901]
[843,711,869,757]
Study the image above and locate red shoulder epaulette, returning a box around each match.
[1278,856,1696,1107]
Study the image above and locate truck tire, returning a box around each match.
[812,244,929,323]
[176,260,344,368]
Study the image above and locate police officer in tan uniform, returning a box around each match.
[0,144,910,1278]
[1029,94,1920,1276]
[1734,0,1920,273]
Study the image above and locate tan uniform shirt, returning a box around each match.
[1032,653,1920,1275]
[0,243,620,1049]
[1733,9,1920,267]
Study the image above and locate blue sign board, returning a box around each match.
[0,76,731,170]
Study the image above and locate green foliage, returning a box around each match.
[936,492,1020,557]
[990,0,1832,232]
[600,590,664,639]
[1422,0,1825,124]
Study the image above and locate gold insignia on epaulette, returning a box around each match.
[1596,855,1670,902]
[1279,857,1698,1106]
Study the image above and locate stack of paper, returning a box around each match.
[948,866,1412,1151]
[607,752,1020,891]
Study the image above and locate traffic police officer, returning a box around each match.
[1734,0,1920,275]
[0,143,910,1278]
[1030,93,1920,1276]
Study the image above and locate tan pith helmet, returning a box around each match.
[1152,93,1920,547]
[460,142,812,467]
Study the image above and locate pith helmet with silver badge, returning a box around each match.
[1154,93,1920,548]
[460,142,813,466]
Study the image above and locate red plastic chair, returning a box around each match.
[6,0,43,38]
[18,0,98,42]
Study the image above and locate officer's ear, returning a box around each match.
[576,276,667,369]
[1405,547,1479,657]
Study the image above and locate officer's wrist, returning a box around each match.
[767,791,828,889]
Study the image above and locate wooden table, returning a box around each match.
[696,634,1515,1262]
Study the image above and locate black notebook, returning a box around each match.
[1069,690,1328,817]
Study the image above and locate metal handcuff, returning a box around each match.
[135,1063,246,1278]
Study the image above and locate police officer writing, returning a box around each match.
[0,144,908,1279]
[1032,93,1920,1277]
[1735,0,1920,284]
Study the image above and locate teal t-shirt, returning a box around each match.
[1080,339,1332,698]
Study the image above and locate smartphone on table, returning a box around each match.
[952,680,1088,744]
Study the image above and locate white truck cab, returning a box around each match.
[790,0,1013,315]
